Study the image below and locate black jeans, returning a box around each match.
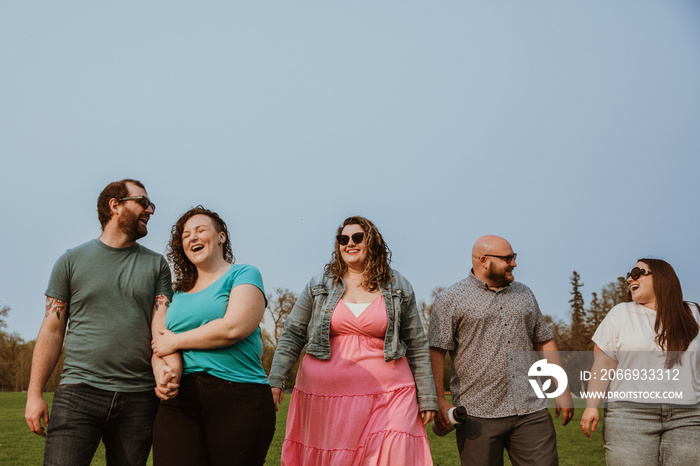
[152,372,276,466]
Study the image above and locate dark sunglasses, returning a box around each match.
[626,267,651,280]
[119,196,156,213]
[484,253,517,264]
[336,232,365,246]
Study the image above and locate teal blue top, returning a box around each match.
[166,264,269,385]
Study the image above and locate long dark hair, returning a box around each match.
[167,206,234,292]
[639,258,699,368]
[324,216,392,291]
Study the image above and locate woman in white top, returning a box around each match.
[580,259,700,465]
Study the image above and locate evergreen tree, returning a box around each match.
[585,291,606,337]
[569,271,588,350]
[598,277,631,318]
[615,277,631,304]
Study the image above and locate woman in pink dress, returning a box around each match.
[269,216,437,465]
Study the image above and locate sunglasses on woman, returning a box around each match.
[336,232,365,246]
[626,267,652,280]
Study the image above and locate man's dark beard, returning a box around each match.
[485,268,513,286]
[118,208,147,241]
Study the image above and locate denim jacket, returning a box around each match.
[268,269,438,412]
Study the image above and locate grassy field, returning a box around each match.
[0,392,605,465]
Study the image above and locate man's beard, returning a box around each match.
[485,267,513,287]
[118,208,147,241]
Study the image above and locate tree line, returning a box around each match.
[0,274,627,392]
[0,303,63,392]
[546,272,630,393]
[549,272,630,352]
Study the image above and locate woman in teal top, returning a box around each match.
[151,206,275,466]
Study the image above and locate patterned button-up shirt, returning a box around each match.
[428,272,553,418]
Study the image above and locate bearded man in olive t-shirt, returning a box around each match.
[25,179,179,466]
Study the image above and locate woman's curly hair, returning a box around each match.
[167,206,234,292]
[324,216,392,291]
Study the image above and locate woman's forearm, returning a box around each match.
[163,284,266,353]
[585,349,618,408]
[172,318,249,350]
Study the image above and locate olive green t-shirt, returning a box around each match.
[46,239,172,392]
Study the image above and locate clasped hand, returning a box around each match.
[151,329,178,357]
[155,364,180,401]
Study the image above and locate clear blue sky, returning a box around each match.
[2,2,699,341]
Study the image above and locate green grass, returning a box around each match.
[0,392,111,466]
[0,393,604,465]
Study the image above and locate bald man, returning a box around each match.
[428,236,573,465]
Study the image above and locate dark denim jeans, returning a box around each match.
[43,383,159,466]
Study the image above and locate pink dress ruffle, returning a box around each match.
[281,296,433,466]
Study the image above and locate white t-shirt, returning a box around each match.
[592,301,700,404]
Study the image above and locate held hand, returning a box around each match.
[421,410,436,426]
[555,391,575,426]
[271,387,284,412]
[25,395,50,437]
[151,329,179,357]
[435,397,455,431]
[580,407,599,438]
[154,365,180,401]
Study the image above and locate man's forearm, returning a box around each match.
[430,348,447,398]
[27,331,64,397]
[152,352,182,376]
[534,339,566,387]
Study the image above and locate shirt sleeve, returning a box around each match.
[529,290,554,343]
[591,305,620,360]
[156,256,173,300]
[227,264,267,306]
[428,290,456,351]
[45,250,72,302]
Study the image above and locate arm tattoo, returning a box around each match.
[46,297,68,321]
[154,295,170,310]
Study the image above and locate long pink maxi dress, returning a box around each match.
[281,296,433,465]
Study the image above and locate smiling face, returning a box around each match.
[628,261,657,310]
[473,236,517,287]
[117,182,152,240]
[181,214,226,267]
[339,224,368,271]
[483,249,517,286]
